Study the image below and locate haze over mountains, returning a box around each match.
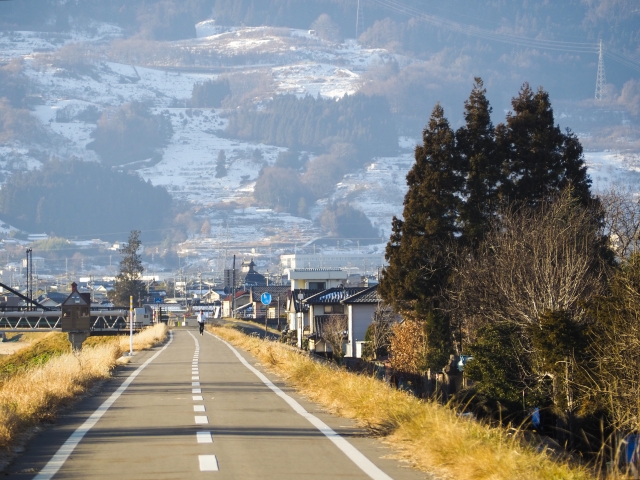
[0,0,638,273]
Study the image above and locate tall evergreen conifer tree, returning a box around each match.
[456,78,503,248]
[110,230,147,307]
[498,83,592,208]
[379,104,463,318]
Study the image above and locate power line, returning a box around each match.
[368,0,598,52]
[367,0,640,72]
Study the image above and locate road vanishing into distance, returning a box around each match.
[6,327,429,479]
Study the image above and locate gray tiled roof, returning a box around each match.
[250,285,289,302]
[304,287,367,304]
[341,285,380,304]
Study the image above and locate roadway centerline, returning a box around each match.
[197,431,214,444]
[33,331,175,480]
[199,455,219,472]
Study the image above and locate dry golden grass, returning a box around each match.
[0,343,119,449]
[117,323,167,353]
[0,324,168,451]
[210,325,594,480]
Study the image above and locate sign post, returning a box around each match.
[261,292,272,340]
[129,295,133,356]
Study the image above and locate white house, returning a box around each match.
[303,286,382,359]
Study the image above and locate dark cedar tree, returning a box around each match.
[456,78,503,249]
[379,104,463,318]
[498,83,592,209]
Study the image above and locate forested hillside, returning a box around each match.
[225,93,397,157]
[0,160,172,238]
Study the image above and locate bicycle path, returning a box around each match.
[5,327,429,479]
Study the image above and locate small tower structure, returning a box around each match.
[356,0,364,38]
[595,40,606,100]
[61,282,92,350]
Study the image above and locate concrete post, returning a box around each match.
[68,331,90,351]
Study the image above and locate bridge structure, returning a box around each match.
[0,308,138,334]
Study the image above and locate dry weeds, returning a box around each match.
[0,324,168,452]
[210,325,594,480]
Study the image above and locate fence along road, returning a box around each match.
[6,327,430,479]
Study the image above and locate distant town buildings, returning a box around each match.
[280,253,386,275]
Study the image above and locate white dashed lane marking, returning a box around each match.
[199,455,219,471]
[188,331,218,472]
[197,431,213,444]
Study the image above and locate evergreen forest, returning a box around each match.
[225,93,398,158]
[0,159,173,238]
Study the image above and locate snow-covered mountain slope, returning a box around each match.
[0,22,636,254]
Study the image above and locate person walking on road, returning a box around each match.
[197,310,205,335]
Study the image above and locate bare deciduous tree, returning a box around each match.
[587,254,640,434]
[450,190,608,338]
[320,314,348,364]
[599,186,640,259]
[362,302,399,361]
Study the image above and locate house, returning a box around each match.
[287,268,347,290]
[36,291,68,307]
[240,259,267,286]
[285,289,322,348]
[200,290,223,304]
[303,285,384,359]
[222,290,250,317]
[248,285,289,320]
[303,286,367,356]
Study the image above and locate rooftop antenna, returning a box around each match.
[356,0,364,39]
[595,39,606,101]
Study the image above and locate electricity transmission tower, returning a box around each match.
[356,0,364,38]
[595,39,606,100]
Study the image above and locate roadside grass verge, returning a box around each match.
[209,324,594,480]
[0,324,168,452]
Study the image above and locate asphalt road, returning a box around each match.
[4,327,430,479]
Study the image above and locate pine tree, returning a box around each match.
[110,230,147,307]
[215,150,227,178]
[499,83,592,209]
[379,104,463,318]
[456,78,503,248]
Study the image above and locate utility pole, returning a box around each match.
[26,249,31,310]
[595,39,606,101]
[232,255,236,318]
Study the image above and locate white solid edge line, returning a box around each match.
[205,331,393,480]
[199,455,219,471]
[34,330,175,480]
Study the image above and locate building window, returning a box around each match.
[309,282,325,290]
[323,305,344,314]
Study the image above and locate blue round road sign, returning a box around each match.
[260,292,272,305]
